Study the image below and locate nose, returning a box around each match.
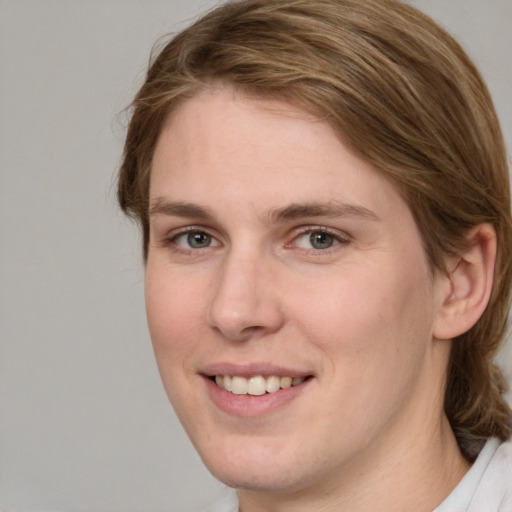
[207,251,284,342]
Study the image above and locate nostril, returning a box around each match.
[241,325,265,334]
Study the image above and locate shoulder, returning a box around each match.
[435,437,512,512]
[469,437,512,511]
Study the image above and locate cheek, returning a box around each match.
[291,265,434,372]
[145,269,204,361]
[144,270,208,421]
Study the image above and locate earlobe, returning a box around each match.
[433,224,497,341]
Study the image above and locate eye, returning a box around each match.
[293,229,347,250]
[174,230,220,249]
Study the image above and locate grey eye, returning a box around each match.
[187,232,213,248]
[294,230,342,250]
[309,232,336,249]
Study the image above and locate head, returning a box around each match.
[118,0,511,462]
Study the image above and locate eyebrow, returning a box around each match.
[268,201,381,223]
[149,199,215,220]
[148,199,380,223]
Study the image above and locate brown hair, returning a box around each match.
[118,0,512,458]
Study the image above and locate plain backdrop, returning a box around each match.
[0,1,511,511]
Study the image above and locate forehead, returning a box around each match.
[154,87,325,174]
[149,87,417,236]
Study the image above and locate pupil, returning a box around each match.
[188,232,210,248]
[310,232,333,249]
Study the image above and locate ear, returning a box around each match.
[433,224,496,341]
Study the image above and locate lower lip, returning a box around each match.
[204,376,311,417]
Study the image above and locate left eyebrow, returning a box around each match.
[267,201,381,223]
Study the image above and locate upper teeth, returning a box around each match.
[215,375,305,396]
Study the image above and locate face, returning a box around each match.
[146,88,450,496]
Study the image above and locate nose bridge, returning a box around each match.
[207,246,283,340]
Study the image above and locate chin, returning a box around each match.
[207,461,309,494]
[196,436,324,494]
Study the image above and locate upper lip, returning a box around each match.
[201,362,313,379]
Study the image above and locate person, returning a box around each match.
[117,0,512,510]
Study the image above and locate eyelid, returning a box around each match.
[157,223,351,253]
[287,225,352,250]
[163,225,222,250]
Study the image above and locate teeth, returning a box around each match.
[280,376,292,389]
[214,374,306,395]
[266,375,281,393]
[231,376,248,395]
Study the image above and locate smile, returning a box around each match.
[214,375,307,396]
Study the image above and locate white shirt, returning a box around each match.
[434,437,512,511]
[203,437,512,512]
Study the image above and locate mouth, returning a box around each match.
[212,374,311,396]
[203,367,314,416]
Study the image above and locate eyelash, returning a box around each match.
[163,227,220,253]
[162,225,351,254]
[288,226,351,253]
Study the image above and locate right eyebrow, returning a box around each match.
[148,199,215,220]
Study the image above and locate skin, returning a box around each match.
[145,87,474,511]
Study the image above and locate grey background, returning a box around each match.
[0,1,510,511]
